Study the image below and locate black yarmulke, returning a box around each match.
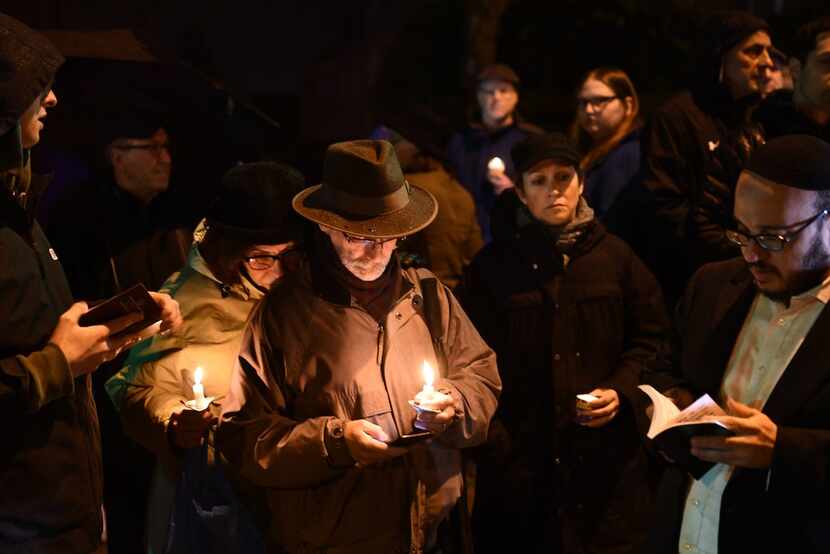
[746,135,830,191]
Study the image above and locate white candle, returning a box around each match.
[193,367,205,401]
[487,157,505,173]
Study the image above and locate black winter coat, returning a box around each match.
[462,216,670,554]
[643,258,830,553]
[641,88,764,307]
[0,175,105,553]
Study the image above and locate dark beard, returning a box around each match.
[757,236,830,304]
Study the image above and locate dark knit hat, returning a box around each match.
[0,12,64,137]
[477,63,520,87]
[512,132,581,175]
[206,161,307,243]
[704,10,770,60]
[745,135,830,191]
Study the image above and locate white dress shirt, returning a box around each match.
[677,276,830,553]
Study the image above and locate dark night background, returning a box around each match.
[3,1,828,552]
[5,0,827,189]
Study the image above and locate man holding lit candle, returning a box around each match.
[447,63,543,242]
[218,140,500,554]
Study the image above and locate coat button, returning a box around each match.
[553,353,561,361]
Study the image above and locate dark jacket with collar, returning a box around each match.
[461,209,670,553]
[641,87,765,307]
[0,168,105,553]
[644,258,830,553]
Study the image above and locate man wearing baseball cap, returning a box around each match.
[448,63,543,243]
[218,139,500,553]
[644,135,830,553]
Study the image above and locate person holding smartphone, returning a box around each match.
[0,12,181,553]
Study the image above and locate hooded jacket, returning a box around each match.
[0,12,106,554]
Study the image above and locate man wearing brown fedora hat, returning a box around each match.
[218,139,500,554]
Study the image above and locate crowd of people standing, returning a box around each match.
[3,7,830,554]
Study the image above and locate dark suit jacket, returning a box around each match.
[644,258,830,553]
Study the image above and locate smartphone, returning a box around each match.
[388,431,433,447]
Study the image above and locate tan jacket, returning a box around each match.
[217,262,500,554]
[108,241,264,470]
[404,168,483,289]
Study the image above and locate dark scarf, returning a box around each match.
[315,231,403,323]
[517,196,596,265]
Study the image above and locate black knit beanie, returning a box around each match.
[206,161,307,243]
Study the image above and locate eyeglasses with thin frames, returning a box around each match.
[726,209,829,252]
[341,231,399,246]
[576,95,618,111]
[244,249,302,270]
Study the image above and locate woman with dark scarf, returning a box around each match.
[462,133,670,553]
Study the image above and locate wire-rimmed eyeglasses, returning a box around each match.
[725,209,829,252]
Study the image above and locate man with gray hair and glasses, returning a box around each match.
[643,134,830,553]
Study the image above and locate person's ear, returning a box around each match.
[623,96,635,117]
[515,180,529,206]
[318,224,333,237]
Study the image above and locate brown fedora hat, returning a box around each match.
[293,139,438,238]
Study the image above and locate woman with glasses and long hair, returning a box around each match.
[569,67,643,237]
[107,162,307,554]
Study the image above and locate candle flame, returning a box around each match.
[422,361,434,388]
[194,366,203,385]
[487,156,504,170]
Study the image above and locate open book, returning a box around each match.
[638,384,734,479]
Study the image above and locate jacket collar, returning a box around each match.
[701,261,830,421]
[697,262,757,396]
[189,241,261,302]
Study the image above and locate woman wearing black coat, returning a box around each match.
[463,133,670,554]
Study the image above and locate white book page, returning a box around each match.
[664,393,727,432]
[638,384,681,439]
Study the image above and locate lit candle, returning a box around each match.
[414,361,449,410]
[421,361,434,394]
[487,157,505,173]
[192,367,205,402]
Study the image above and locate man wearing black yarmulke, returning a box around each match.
[644,134,830,553]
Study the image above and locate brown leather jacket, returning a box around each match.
[217,262,500,554]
